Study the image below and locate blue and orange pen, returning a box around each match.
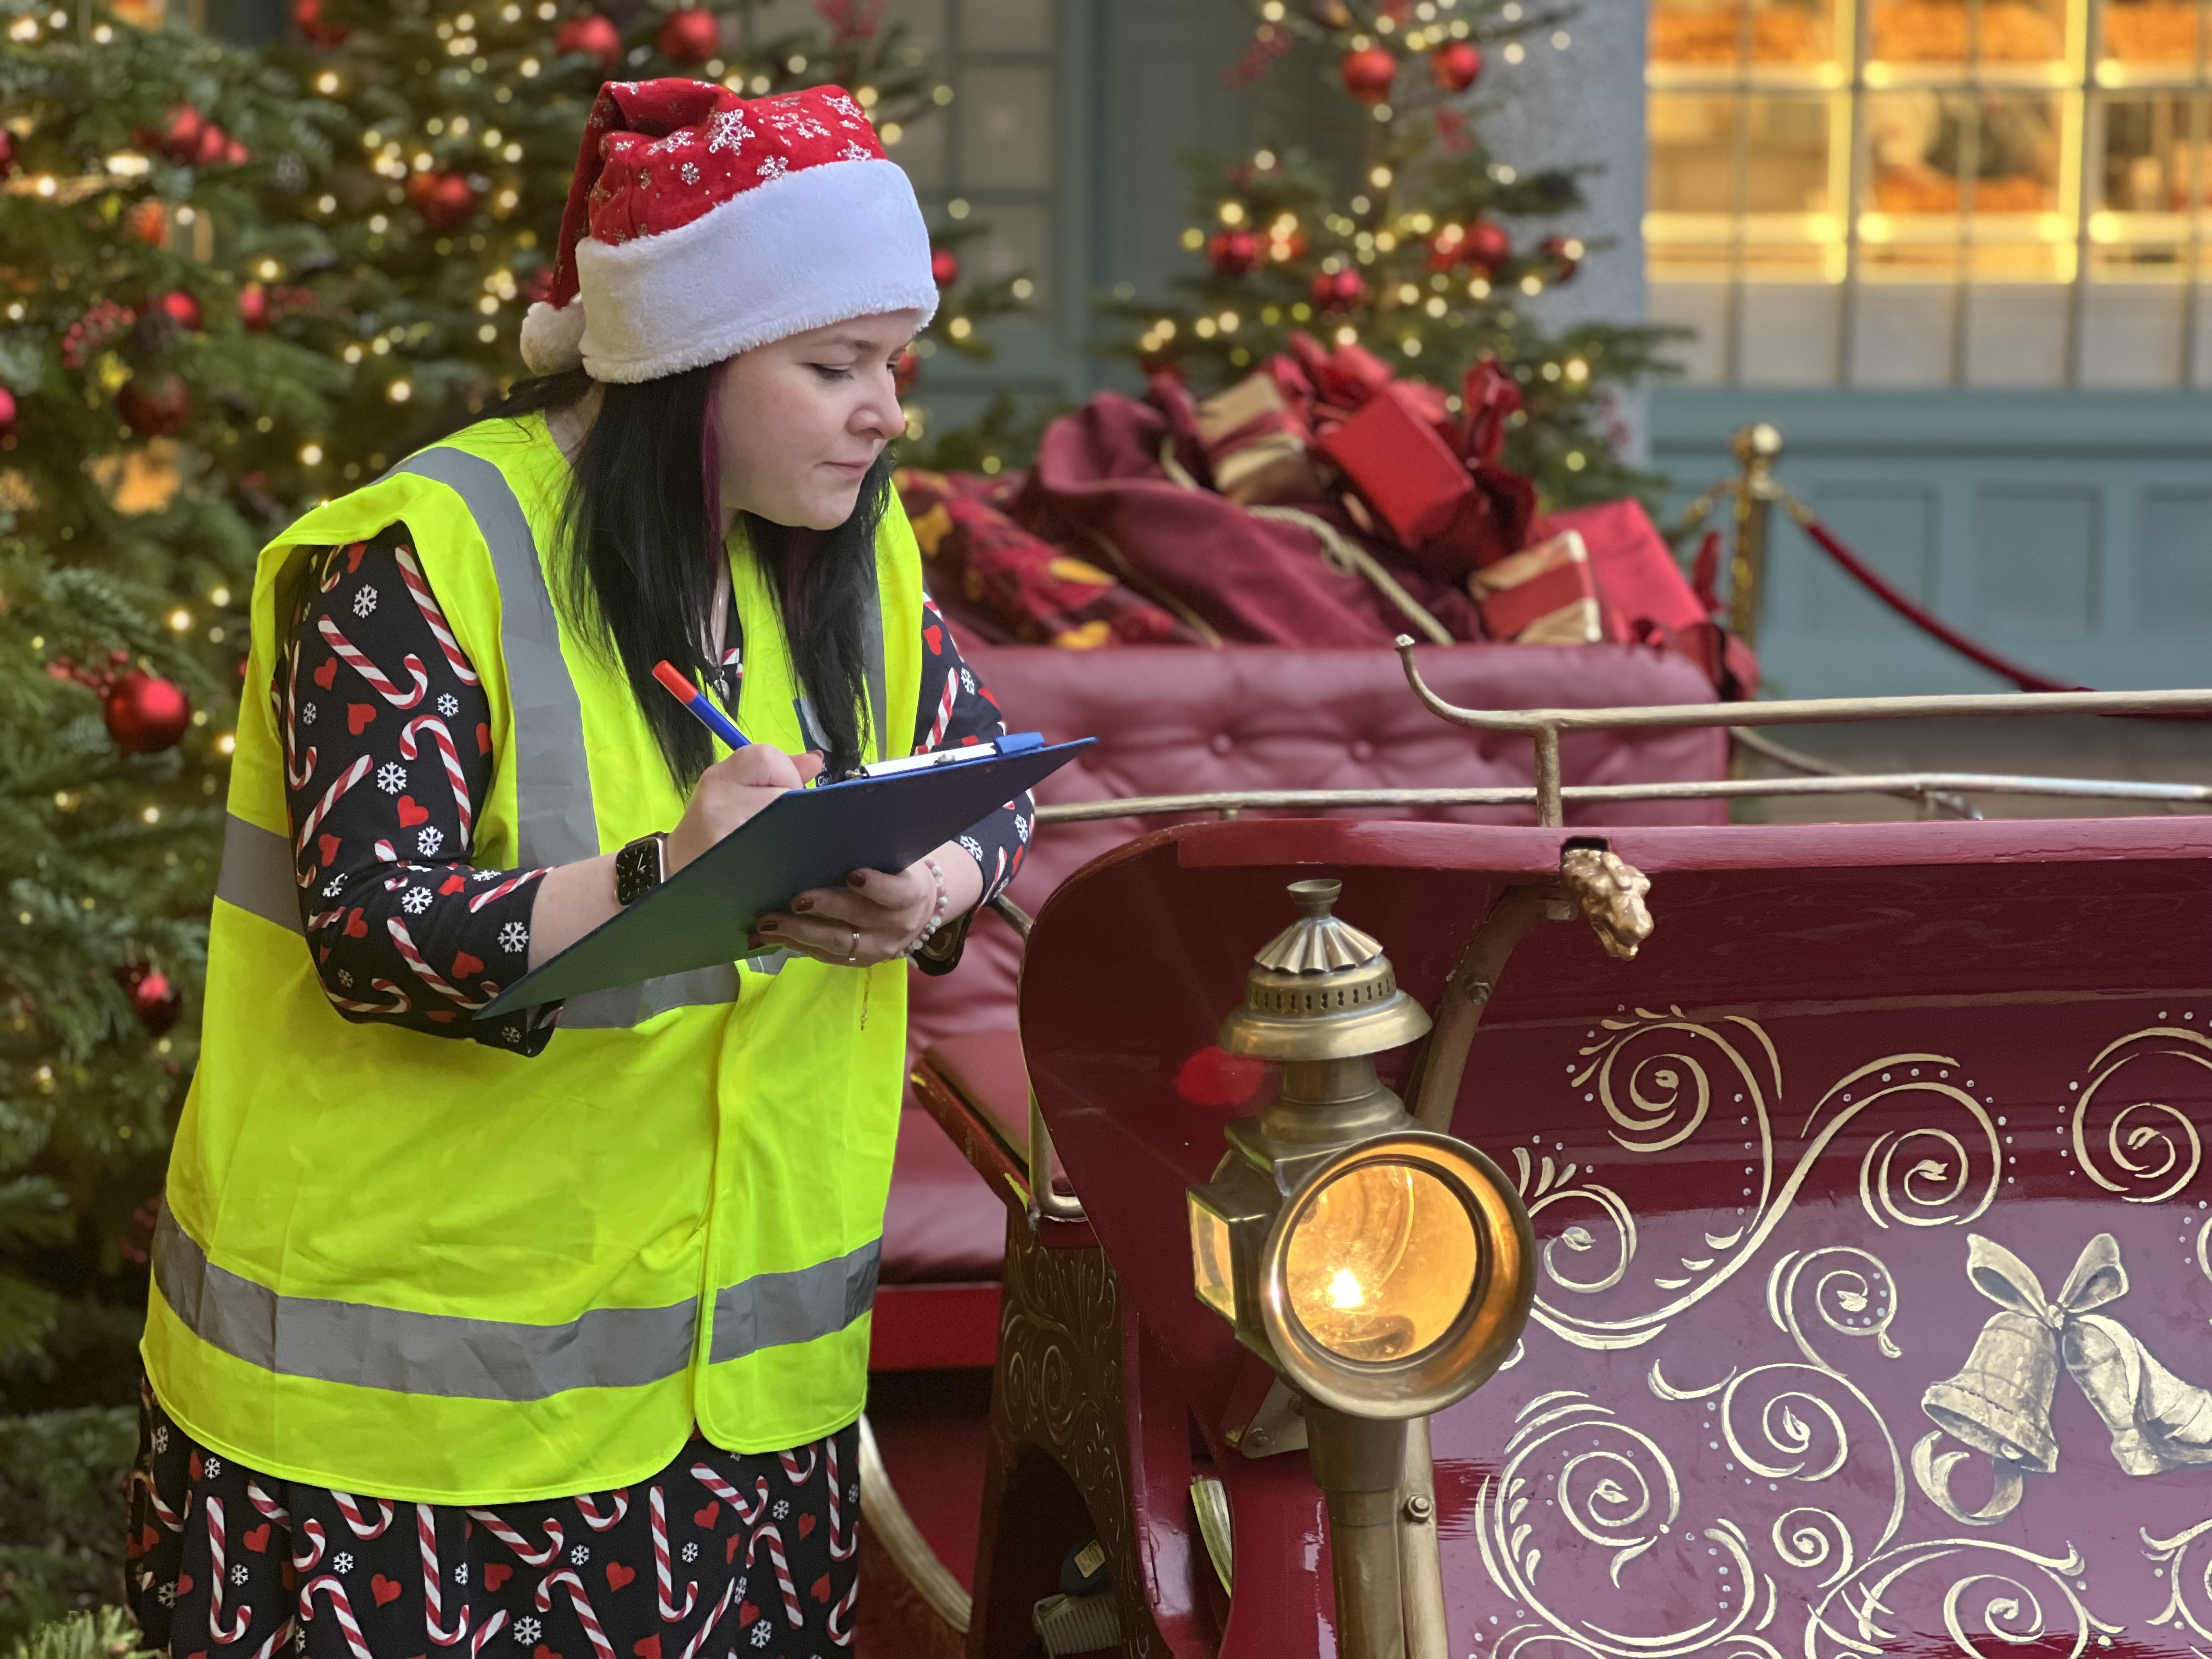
[651,659,749,751]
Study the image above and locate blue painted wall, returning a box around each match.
[1651,388,2212,698]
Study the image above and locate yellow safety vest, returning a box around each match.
[143,412,924,1504]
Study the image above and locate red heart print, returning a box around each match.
[923,624,943,654]
[244,1522,270,1553]
[189,1451,202,1481]
[280,1561,296,1591]
[452,951,484,979]
[630,1638,658,1659]
[174,1575,195,1597]
[346,542,367,572]
[726,1533,743,1565]
[796,1513,815,1539]
[693,1499,719,1528]
[319,833,342,867]
[476,723,493,755]
[347,703,377,736]
[343,909,368,939]
[441,874,467,895]
[810,1573,832,1605]
[483,1562,512,1591]
[735,1602,757,1627]
[396,795,430,828]
[317,945,331,963]
[605,1561,635,1592]
[534,1647,561,1659]
[313,657,338,690]
[371,1573,403,1606]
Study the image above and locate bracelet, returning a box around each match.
[904,857,950,957]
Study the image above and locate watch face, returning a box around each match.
[617,837,662,907]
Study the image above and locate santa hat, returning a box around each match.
[520,78,938,384]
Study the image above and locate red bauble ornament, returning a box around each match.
[556,13,623,65]
[192,121,233,169]
[893,346,921,398]
[929,245,961,286]
[155,290,204,331]
[1427,225,1466,270]
[1431,40,1482,91]
[1539,233,1581,281]
[294,0,350,46]
[413,173,478,233]
[1340,47,1397,104]
[1311,267,1367,311]
[0,129,14,178]
[0,387,16,436]
[1465,218,1512,272]
[656,8,719,63]
[117,373,190,438]
[116,963,184,1038]
[153,105,204,165]
[104,671,192,755]
[238,283,270,331]
[1206,228,1258,276]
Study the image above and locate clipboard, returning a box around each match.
[476,738,1090,1017]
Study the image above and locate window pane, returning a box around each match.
[2101,0,2204,68]
[1866,90,2062,215]
[2098,92,2207,211]
[1650,91,1743,212]
[1650,0,1836,65]
[1744,93,1835,210]
[1870,0,2069,65]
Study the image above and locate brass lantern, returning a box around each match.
[1185,879,1534,1659]
[1187,878,1531,1418]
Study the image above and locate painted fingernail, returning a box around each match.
[792,896,815,912]
[760,920,780,933]
[845,874,866,888]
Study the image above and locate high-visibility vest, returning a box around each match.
[143,412,924,1504]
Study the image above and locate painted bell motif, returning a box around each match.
[1921,1308,2061,1475]
[2064,1312,2212,1476]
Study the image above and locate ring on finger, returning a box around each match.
[847,923,860,965]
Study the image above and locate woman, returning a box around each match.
[127,79,1029,1659]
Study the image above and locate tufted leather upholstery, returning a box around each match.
[880,640,1726,1286]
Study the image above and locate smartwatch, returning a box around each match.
[615,832,669,907]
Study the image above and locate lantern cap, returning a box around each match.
[1220,880,1432,1062]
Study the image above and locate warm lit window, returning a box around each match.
[1647,0,2210,386]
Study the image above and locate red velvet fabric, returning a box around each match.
[879,640,1728,1286]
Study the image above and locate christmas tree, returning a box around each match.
[0,1,351,1634]
[273,0,1026,481]
[1107,0,1671,508]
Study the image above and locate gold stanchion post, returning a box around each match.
[1727,421,1785,648]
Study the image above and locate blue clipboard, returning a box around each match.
[475,738,1090,1017]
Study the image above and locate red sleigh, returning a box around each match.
[856,650,2212,1659]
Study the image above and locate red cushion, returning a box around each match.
[880,1105,1007,1284]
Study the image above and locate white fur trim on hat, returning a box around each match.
[520,296,589,376]
[571,157,938,384]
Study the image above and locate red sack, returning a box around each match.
[897,468,1203,648]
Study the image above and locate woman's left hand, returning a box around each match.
[754,839,984,967]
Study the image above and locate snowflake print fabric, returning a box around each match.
[127,1387,863,1659]
[281,527,555,1054]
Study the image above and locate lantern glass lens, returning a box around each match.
[1283,1162,1477,1362]
[1189,1193,1238,1323]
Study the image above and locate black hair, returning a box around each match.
[471,364,894,788]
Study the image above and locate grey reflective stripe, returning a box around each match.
[388,444,740,1026]
[154,1207,696,1401]
[709,1240,881,1365]
[859,556,888,763]
[562,964,741,1029]
[215,815,302,934]
[386,448,597,868]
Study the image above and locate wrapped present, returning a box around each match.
[896,468,1205,648]
[1313,382,1472,546]
[1193,367,1326,504]
[1470,529,1610,645]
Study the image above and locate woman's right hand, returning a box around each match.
[666,744,823,876]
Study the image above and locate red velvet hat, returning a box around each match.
[520,78,937,384]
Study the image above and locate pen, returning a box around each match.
[651,659,750,751]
